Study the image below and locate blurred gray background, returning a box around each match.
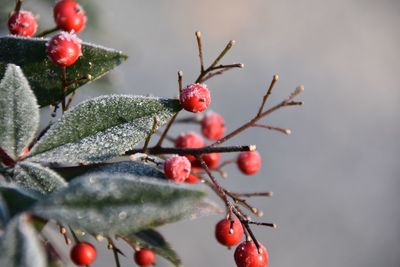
[2,0,400,266]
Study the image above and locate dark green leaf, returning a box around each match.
[28,96,181,164]
[0,185,38,218]
[0,64,39,158]
[13,162,67,196]
[0,36,127,107]
[0,214,47,267]
[31,171,214,236]
[0,195,10,228]
[122,229,181,267]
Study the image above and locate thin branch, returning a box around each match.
[257,74,279,116]
[60,67,67,113]
[235,192,273,198]
[154,113,178,148]
[195,31,205,72]
[107,238,124,267]
[178,70,183,98]
[125,144,255,156]
[201,63,244,83]
[142,117,158,154]
[14,0,23,13]
[36,26,59,38]
[211,85,304,147]
[252,124,291,135]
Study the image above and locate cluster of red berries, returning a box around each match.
[70,242,156,267]
[163,87,262,184]
[8,0,86,68]
[215,218,269,267]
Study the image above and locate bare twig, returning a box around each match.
[36,26,59,38]
[257,74,279,116]
[143,117,158,153]
[195,31,205,72]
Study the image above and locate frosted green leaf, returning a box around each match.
[0,36,127,107]
[13,162,67,196]
[29,95,181,164]
[0,214,46,267]
[122,229,181,267]
[0,185,38,218]
[0,64,39,159]
[31,172,215,236]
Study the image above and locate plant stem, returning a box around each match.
[125,144,255,156]
[36,26,59,38]
[60,67,67,113]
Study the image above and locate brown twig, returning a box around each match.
[201,63,244,83]
[252,124,291,135]
[14,0,23,13]
[142,117,158,154]
[211,85,304,147]
[125,144,255,156]
[195,31,205,72]
[36,26,59,38]
[60,67,67,113]
[154,113,178,148]
[257,74,279,116]
[107,238,124,267]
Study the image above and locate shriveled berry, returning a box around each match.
[164,155,191,183]
[201,111,225,140]
[134,248,156,267]
[8,11,38,37]
[185,173,200,184]
[237,151,262,175]
[201,152,221,169]
[175,131,204,162]
[234,241,268,267]
[215,218,243,247]
[54,0,87,33]
[46,31,82,67]
[70,242,97,266]
[180,83,211,113]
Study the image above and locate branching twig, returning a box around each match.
[143,117,158,153]
[107,238,124,267]
[36,26,59,38]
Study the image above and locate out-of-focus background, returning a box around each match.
[2,0,400,266]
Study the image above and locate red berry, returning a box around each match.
[201,111,225,140]
[175,131,204,162]
[54,0,87,33]
[180,83,211,113]
[215,218,243,247]
[164,155,191,183]
[134,248,156,267]
[46,31,82,67]
[237,151,262,175]
[234,241,268,267]
[201,152,221,169]
[8,11,38,37]
[185,173,200,184]
[70,242,97,266]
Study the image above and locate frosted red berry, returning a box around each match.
[201,111,225,140]
[70,242,97,266]
[8,11,38,37]
[164,155,191,183]
[175,131,204,162]
[234,241,268,267]
[215,218,244,247]
[201,152,221,169]
[180,83,211,113]
[237,151,262,175]
[46,31,82,67]
[54,0,87,33]
[134,248,156,267]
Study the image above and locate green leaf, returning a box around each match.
[0,214,47,267]
[0,36,127,107]
[13,162,67,196]
[31,171,213,236]
[122,229,182,267]
[0,64,39,159]
[0,185,38,218]
[28,96,181,164]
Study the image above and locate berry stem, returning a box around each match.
[107,238,123,267]
[60,67,67,113]
[36,26,59,38]
[252,124,291,135]
[201,63,244,83]
[125,144,255,156]
[14,0,23,13]
[178,70,183,98]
